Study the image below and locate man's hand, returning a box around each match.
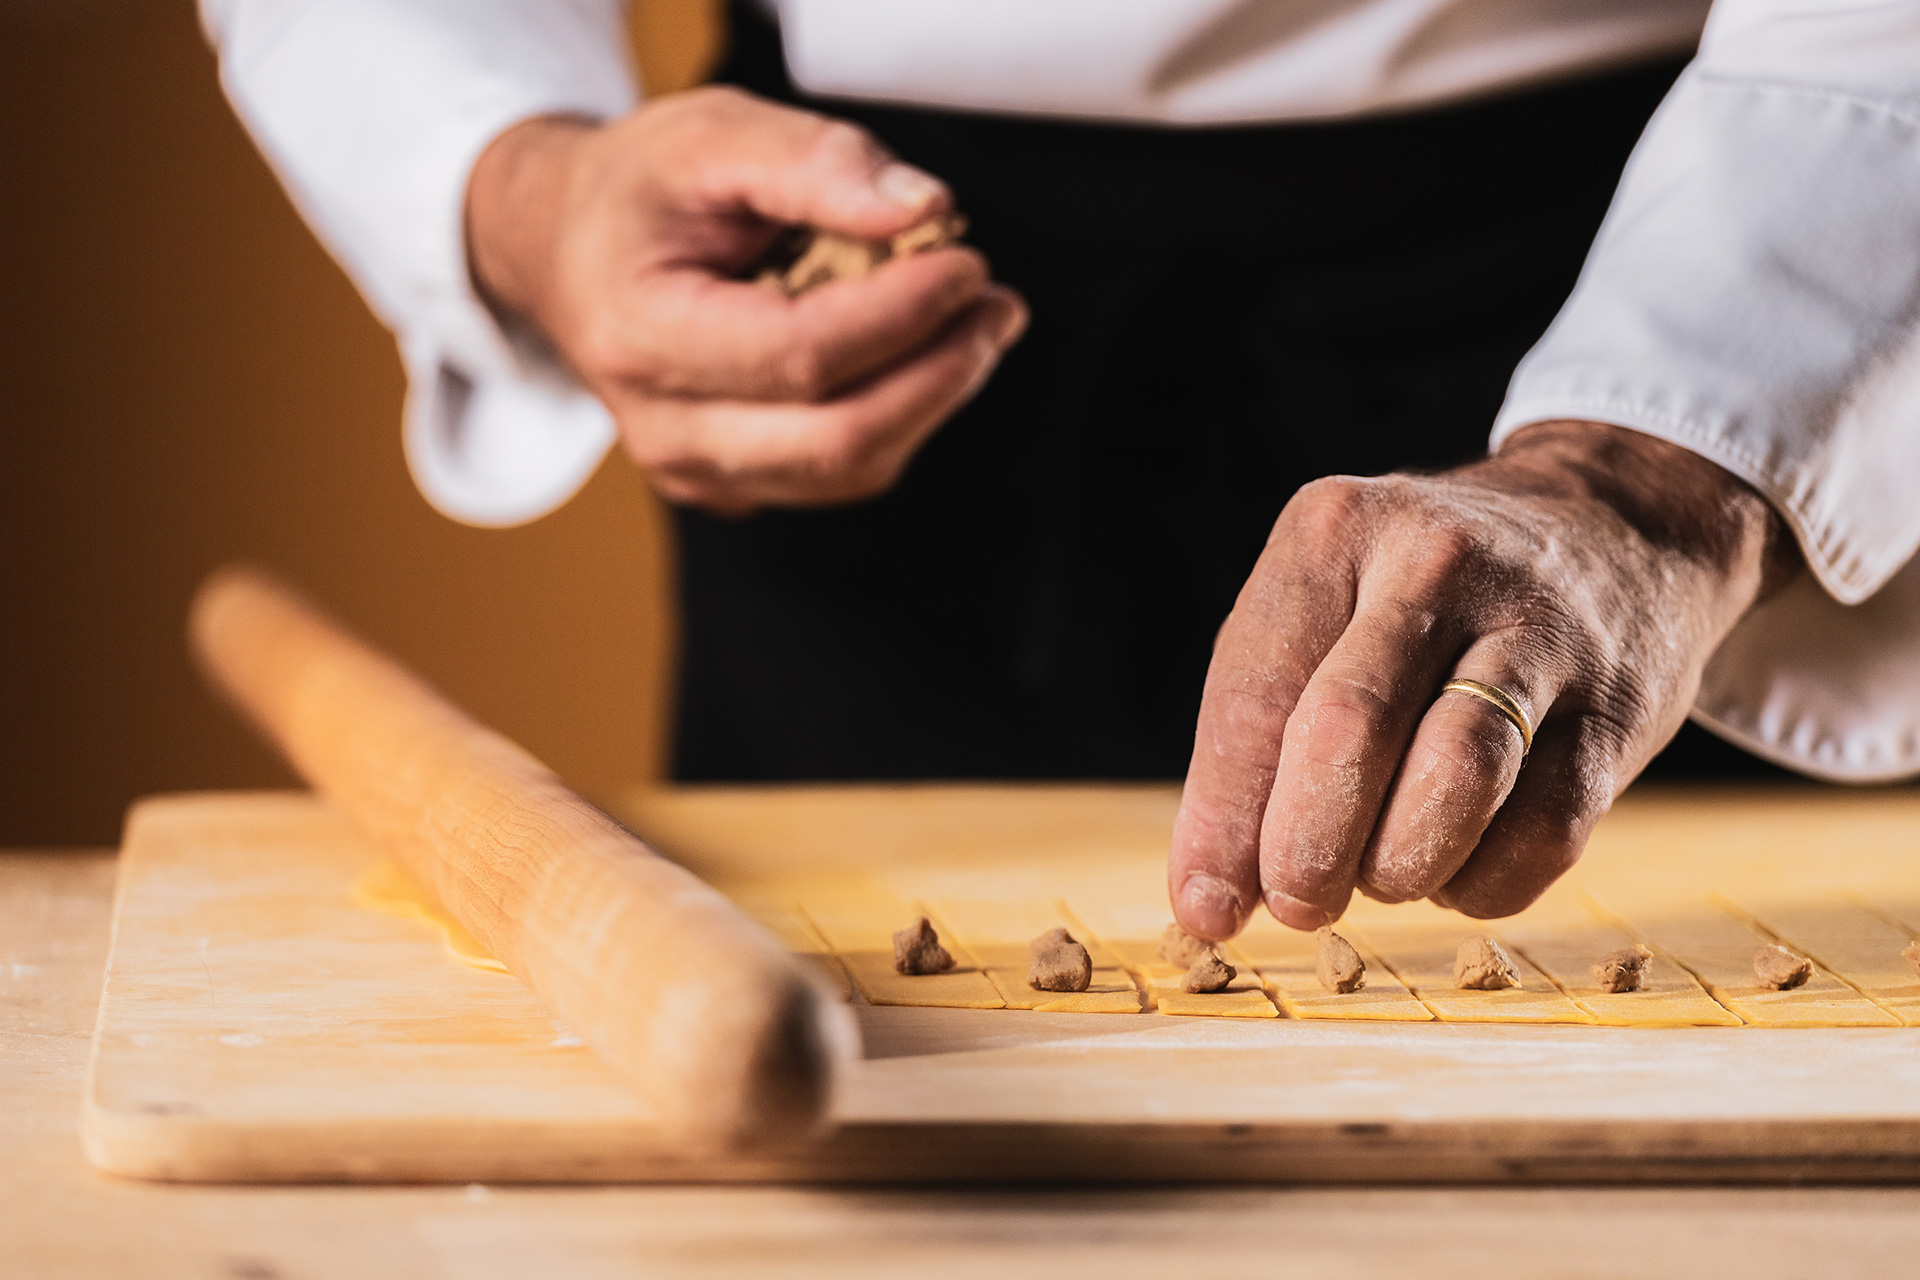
[1167,420,1799,937]
[465,86,1027,514]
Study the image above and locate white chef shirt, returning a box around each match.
[199,0,1920,783]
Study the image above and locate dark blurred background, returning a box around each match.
[0,0,721,845]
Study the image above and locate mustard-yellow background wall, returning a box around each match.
[0,1,721,844]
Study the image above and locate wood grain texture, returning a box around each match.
[184,568,851,1152]
[83,785,1920,1185]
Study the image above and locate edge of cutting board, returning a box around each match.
[78,789,1920,1186]
[77,1100,1920,1185]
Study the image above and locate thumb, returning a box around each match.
[678,89,951,240]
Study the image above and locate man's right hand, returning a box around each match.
[465,86,1027,514]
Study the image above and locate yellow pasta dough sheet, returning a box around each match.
[1023,979,1148,1014]
[1588,891,1898,1027]
[1064,892,1280,1016]
[1062,897,1279,1018]
[1719,894,1920,1025]
[1497,886,1740,1027]
[731,892,854,1003]
[355,852,1920,1029]
[798,890,1004,1009]
[352,859,509,974]
[1342,900,1594,1024]
[1864,897,1920,1023]
[1232,915,1433,1021]
[931,896,1144,1013]
[1139,965,1281,1018]
[983,967,1143,1014]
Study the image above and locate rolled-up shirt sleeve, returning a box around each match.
[199,0,634,525]
[1492,0,1920,780]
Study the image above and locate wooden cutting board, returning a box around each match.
[83,785,1920,1184]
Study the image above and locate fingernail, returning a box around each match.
[1178,873,1243,938]
[876,162,944,211]
[1265,889,1334,930]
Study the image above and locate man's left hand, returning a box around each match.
[1167,420,1798,937]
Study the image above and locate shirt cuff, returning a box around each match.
[1491,71,1920,607]
[401,334,618,528]
[206,0,635,524]
[1490,50,1920,780]
[1694,553,1920,782]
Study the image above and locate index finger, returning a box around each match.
[613,246,993,402]
[659,88,953,241]
[1254,594,1458,928]
[1168,498,1358,940]
[626,285,1026,509]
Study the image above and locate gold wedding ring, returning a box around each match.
[1440,678,1535,753]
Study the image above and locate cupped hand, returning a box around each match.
[466,86,1027,514]
[1167,420,1799,936]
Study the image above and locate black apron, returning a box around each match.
[673,6,1781,782]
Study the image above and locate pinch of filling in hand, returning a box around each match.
[762,212,968,297]
[1453,935,1521,990]
[1752,943,1812,990]
[1590,944,1653,993]
[893,915,956,976]
[1027,926,1093,993]
[1315,927,1366,993]
[1181,946,1236,993]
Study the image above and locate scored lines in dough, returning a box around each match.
[1583,889,1898,1027]
[1717,894,1920,1025]
[348,859,1920,1029]
[1232,913,1432,1021]
[797,892,1004,1009]
[929,897,1144,1013]
[1496,885,1740,1027]
[1340,900,1595,1024]
[1060,897,1279,1018]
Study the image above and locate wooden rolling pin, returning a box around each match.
[188,566,852,1153]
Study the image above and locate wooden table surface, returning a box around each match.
[14,795,1920,1277]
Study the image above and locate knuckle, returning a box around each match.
[690,83,751,112]
[1288,679,1391,771]
[1358,594,1443,647]
[1282,475,1372,546]
[573,313,647,382]
[808,118,883,171]
[1415,525,1480,580]
[805,420,872,479]
[1591,667,1660,734]
[1204,682,1293,753]
[1309,674,1395,730]
[1425,717,1519,782]
[819,439,912,502]
[645,85,744,151]
[774,341,833,402]
[797,419,905,496]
